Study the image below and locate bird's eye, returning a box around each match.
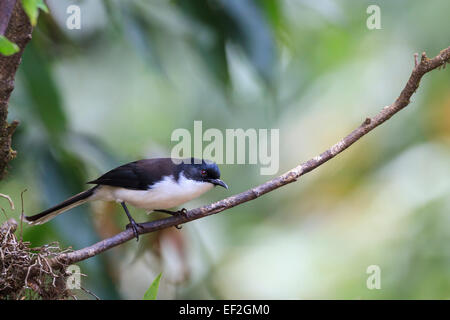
[201,170,207,176]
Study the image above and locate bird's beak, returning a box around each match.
[209,179,228,189]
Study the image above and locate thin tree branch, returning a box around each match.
[0,1,33,179]
[52,46,450,267]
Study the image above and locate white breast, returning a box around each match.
[92,173,214,210]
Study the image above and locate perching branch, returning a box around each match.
[0,0,32,179]
[51,46,450,267]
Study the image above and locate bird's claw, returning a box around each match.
[126,221,144,241]
[174,208,187,229]
[154,208,187,216]
[153,208,187,230]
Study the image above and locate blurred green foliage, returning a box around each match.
[0,35,19,56]
[1,0,450,299]
[143,272,162,300]
[22,0,49,26]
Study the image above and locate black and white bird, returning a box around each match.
[25,158,228,240]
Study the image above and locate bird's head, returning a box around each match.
[177,158,228,189]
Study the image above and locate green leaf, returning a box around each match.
[143,273,162,300]
[21,0,49,26]
[36,0,49,13]
[0,35,19,56]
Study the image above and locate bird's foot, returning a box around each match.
[126,220,144,241]
[154,208,187,216]
[174,208,187,229]
[154,208,187,229]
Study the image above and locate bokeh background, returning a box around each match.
[2,0,450,299]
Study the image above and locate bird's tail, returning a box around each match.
[24,187,98,225]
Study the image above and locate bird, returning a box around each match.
[24,158,228,240]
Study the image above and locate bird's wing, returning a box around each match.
[87,158,177,190]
